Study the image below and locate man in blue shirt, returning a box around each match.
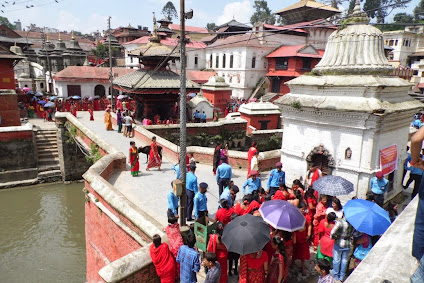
[186,164,198,221]
[202,111,207,123]
[370,171,389,207]
[177,233,200,283]
[194,182,208,219]
[404,158,424,199]
[220,184,239,207]
[167,182,179,218]
[216,157,232,196]
[242,170,262,195]
[267,162,285,196]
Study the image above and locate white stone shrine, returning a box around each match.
[274,1,424,200]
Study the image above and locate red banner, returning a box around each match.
[380,144,398,175]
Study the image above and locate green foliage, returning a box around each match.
[85,143,102,165]
[348,0,356,14]
[415,0,424,21]
[364,0,411,23]
[65,122,77,144]
[0,16,16,29]
[394,12,414,23]
[206,23,216,30]
[250,0,276,25]
[291,101,302,110]
[162,1,178,21]
[91,42,120,60]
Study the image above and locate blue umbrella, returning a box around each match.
[49,96,57,101]
[71,96,81,100]
[259,200,305,232]
[27,90,34,95]
[35,91,43,96]
[44,102,55,108]
[344,199,391,236]
[312,175,354,196]
[37,100,47,105]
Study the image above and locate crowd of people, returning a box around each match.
[144,141,403,283]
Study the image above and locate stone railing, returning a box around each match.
[345,196,418,282]
[55,112,163,283]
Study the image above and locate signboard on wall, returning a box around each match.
[380,144,398,175]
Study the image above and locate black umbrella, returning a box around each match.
[222,214,271,255]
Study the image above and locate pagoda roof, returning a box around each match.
[113,69,200,94]
[53,66,134,83]
[275,0,340,24]
[214,19,251,31]
[0,45,25,59]
[128,42,180,58]
[124,36,207,49]
[169,24,209,34]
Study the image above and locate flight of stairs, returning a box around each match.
[36,130,62,182]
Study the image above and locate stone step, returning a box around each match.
[38,170,62,183]
[38,151,59,159]
[38,164,60,172]
[37,130,57,134]
[38,157,60,166]
[37,140,57,146]
[37,148,58,153]
[36,132,57,137]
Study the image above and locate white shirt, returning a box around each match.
[326,207,344,219]
[124,116,132,126]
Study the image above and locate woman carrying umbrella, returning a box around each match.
[146,136,161,171]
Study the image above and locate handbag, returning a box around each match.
[353,236,372,261]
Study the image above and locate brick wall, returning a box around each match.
[0,92,21,127]
[118,264,160,283]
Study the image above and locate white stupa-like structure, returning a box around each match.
[274,1,423,200]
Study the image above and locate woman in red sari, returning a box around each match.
[267,236,285,283]
[88,106,94,121]
[247,142,257,177]
[239,250,268,283]
[129,141,139,177]
[316,212,336,264]
[207,223,228,283]
[164,216,183,280]
[293,202,312,275]
[150,234,176,283]
[215,199,234,225]
[146,136,161,171]
[313,195,329,249]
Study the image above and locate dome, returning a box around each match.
[313,0,394,75]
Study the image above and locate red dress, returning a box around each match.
[129,146,139,176]
[215,207,234,225]
[318,219,335,257]
[149,243,176,283]
[267,253,285,283]
[313,202,328,247]
[88,109,94,121]
[234,203,248,216]
[273,190,294,201]
[284,239,293,279]
[146,142,161,169]
[247,146,257,176]
[293,215,311,261]
[207,234,228,283]
[239,251,268,283]
[165,223,183,279]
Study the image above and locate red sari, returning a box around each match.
[165,223,183,279]
[318,219,335,257]
[313,202,328,247]
[247,146,257,176]
[267,253,285,283]
[215,207,234,225]
[239,251,268,283]
[129,146,139,176]
[149,243,176,283]
[207,234,228,283]
[293,215,311,261]
[88,109,94,121]
[147,142,161,169]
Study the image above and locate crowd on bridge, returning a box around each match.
[136,140,404,283]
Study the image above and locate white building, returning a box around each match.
[52,66,133,98]
[275,3,423,201]
[187,91,213,121]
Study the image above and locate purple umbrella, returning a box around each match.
[37,100,47,105]
[259,200,305,232]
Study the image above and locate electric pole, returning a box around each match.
[42,28,53,93]
[108,17,114,111]
[179,0,187,226]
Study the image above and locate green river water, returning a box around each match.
[0,182,86,283]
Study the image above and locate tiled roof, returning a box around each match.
[169,24,209,34]
[175,70,217,84]
[128,42,180,57]
[275,0,340,14]
[266,44,323,58]
[263,23,306,33]
[15,30,94,44]
[215,19,251,30]
[123,36,206,49]
[53,66,135,83]
[207,33,277,49]
[113,69,200,93]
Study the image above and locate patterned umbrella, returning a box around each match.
[259,200,305,232]
[222,214,270,255]
[312,175,354,196]
[344,199,391,236]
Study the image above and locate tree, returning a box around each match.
[162,1,178,21]
[206,23,216,30]
[347,0,356,14]
[250,0,276,25]
[364,0,411,23]
[393,12,414,23]
[0,16,16,29]
[92,42,120,61]
[414,0,424,21]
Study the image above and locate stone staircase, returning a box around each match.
[36,129,62,182]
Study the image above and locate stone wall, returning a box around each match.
[0,123,38,183]
[248,129,283,152]
[0,90,20,127]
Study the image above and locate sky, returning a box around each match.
[1,0,422,35]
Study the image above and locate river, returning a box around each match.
[0,182,86,283]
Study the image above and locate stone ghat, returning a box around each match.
[110,113,281,172]
[55,112,163,283]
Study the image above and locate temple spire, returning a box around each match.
[149,12,160,43]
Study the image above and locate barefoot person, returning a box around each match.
[129,141,140,177]
[146,136,161,171]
